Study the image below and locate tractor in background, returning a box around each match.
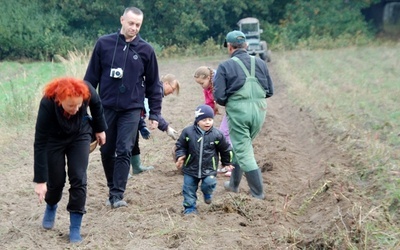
[237,17,271,62]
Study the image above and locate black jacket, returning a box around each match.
[84,32,163,121]
[33,82,107,183]
[175,124,232,178]
[214,49,274,106]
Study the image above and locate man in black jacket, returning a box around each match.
[214,30,274,199]
[84,7,163,208]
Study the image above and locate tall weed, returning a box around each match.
[0,49,98,140]
[152,37,225,59]
[0,62,65,121]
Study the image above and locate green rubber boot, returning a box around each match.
[245,168,265,200]
[131,154,154,175]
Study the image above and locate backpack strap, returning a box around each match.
[232,56,255,77]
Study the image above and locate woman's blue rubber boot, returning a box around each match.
[69,212,83,243]
[42,204,58,229]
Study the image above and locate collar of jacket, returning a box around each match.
[118,33,141,46]
[230,49,247,58]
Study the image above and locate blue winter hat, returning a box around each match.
[195,104,214,123]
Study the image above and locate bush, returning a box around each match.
[154,37,224,59]
[0,0,78,60]
[277,0,376,49]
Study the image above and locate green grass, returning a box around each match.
[0,61,66,131]
[0,51,93,139]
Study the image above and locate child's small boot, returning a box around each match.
[203,194,212,204]
[69,212,83,243]
[183,206,198,215]
[42,204,58,229]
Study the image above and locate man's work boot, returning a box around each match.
[245,168,265,199]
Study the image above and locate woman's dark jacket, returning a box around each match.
[33,82,107,183]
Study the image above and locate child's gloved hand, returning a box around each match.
[140,127,151,139]
[166,126,179,140]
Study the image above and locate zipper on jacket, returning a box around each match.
[198,136,204,178]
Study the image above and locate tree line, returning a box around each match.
[0,0,382,60]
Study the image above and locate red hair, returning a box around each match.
[44,77,91,104]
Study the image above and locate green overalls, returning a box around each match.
[225,56,267,172]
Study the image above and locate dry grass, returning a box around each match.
[272,44,400,248]
[53,49,91,78]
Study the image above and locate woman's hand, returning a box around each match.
[35,183,47,204]
[96,131,106,146]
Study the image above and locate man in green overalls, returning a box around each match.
[214,30,274,199]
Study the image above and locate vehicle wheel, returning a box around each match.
[265,50,272,62]
[260,41,271,62]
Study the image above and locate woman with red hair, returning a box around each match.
[33,77,107,243]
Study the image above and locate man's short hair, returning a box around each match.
[124,7,143,16]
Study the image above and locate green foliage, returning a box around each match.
[277,0,378,49]
[152,37,224,58]
[0,0,386,60]
[0,62,66,129]
[39,0,125,36]
[0,0,76,60]
[140,0,212,46]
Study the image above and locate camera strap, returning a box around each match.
[110,32,119,69]
[111,32,129,74]
[122,43,129,72]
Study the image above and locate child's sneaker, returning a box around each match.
[204,194,212,204]
[105,199,111,206]
[183,207,198,215]
[112,199,128,208]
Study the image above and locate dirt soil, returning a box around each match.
[0,57,368,249]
